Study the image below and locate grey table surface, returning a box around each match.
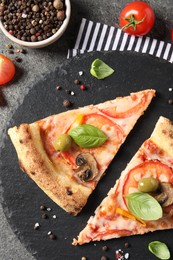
[0,0,173,259]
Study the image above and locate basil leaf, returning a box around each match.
[90,58,114,79]
[148,241,171,260]
[68,124,108,148]
[126,192,163,220]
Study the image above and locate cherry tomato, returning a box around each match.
[119,1,155,36]
[0,54,15,85]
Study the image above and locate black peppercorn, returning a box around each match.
[40,205,47,211]
[102,245,108,251]
[49,234,57,240]
[66,89,71,95]
[15,57,22,62]
[74,79,81,85]
[56,85,61,90]
[101,256,107,260]
[168,99,173,105]
[42,213,48,219]
[63,100,72,108]
[124,242,130,248]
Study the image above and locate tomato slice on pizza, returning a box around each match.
[8,89,155,216]
[73,116,173,245]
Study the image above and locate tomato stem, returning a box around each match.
[122,15,145,31]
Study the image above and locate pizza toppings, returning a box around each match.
[116,207,146,227]
[125,192,163,220]
[69,114,85,129]
[123,161,173,197]
[54,133,72,152]
[74,153,99,182]
[68,124,108,148]
[154,182,173,207]
[138,177,159,193]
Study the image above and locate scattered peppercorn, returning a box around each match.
[66,89,71,95]
[101,256,107,260]
[6,43,13,49]
[80,84,86,91]
[49,234,57,240]
[8,49,14,54]
[168,98,173,105]
[124,242,130,248]
[74,79,81,85]
[56,85,61,90]
[20,48,27,54]
[40,205,47,211]
[42,213,48,219]
[63,99,72,108]
[15,57,22,62]
[0,0,66,42]
[102,245,109,251]
[47,207,52,212]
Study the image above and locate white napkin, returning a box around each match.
[68,18,173,64]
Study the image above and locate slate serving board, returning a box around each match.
[1,51,173,260]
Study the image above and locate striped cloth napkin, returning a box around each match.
[67,18,173,63]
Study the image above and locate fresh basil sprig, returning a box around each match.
[68,124,108,148]
[90,58,114,79]
[126,192,163,220]
[148,241,171,260]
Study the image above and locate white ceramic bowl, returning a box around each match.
[0,0,71,48]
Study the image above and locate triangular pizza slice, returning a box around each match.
[8,89,155,216]
[73,116,173,244]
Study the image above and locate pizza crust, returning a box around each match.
[151,116,173,158]
[8,124,92,216]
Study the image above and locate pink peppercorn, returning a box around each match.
[80,84,86,91]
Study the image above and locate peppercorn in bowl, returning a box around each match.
[0,0,71,48]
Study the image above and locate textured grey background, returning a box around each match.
[0,0,172,259]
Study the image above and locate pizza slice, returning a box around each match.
[8,89,155,216]
[73,116,173,245]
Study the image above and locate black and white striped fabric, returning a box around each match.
[67,18,173,63]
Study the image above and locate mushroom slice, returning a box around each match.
[75,153,98,182]
[154,182,173,207]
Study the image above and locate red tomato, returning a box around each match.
[84,113,125,145]
[0,54,15,85]
[119,1,155,36]
[123,161,173,198]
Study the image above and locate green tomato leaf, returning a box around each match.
[126,192,163,220]
[68,124,108,148]
[148,241,171,260]
[90,58,114,79]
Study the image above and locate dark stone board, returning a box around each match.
[1,51,173,260]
